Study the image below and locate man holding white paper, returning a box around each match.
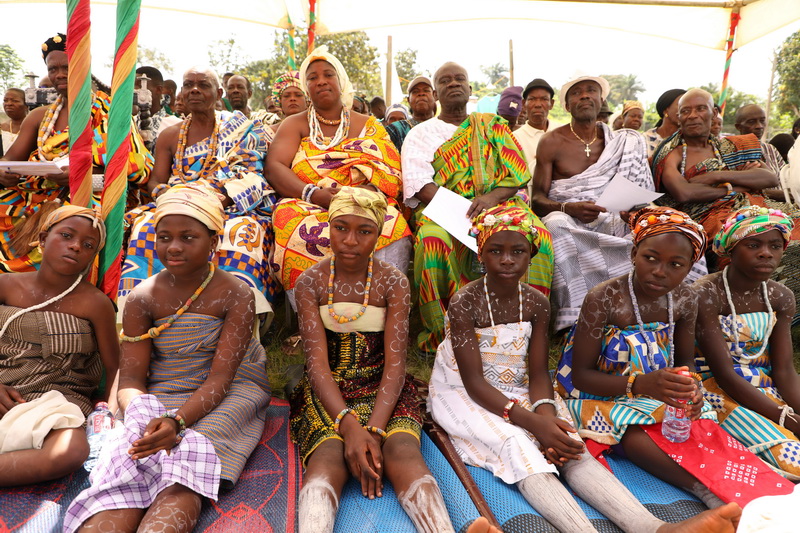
[531,75,657,331]
[402,61,553,355]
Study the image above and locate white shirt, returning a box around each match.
[400,118,458,208]
[513,119,563,176]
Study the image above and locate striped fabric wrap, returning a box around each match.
[66,0,94,208]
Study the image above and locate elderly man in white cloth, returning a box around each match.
[531,75,705,331]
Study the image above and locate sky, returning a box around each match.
[3,2,800,111]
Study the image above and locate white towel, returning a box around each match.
[0,390,85,453]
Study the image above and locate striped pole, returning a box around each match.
[65,0,93,207]
[308,0,317,54]
[287,19,297,70]
[99,0,140,301]
[718,10,741,118]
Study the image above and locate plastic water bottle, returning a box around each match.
[86,402,114,437]
[662,371,692,443]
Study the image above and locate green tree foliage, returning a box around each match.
[242,30,381,110]
[774,30,800,117]
[394,48,420,93]
[700,82,764,131]
[208,36,248,76]
[480,63,509,90]
[0,44,25,93]
[137,45,173,75]
[601,74,645,108]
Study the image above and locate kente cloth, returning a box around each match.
[0,304,101,416]
[271,116,411,290]
[119,110,279,311]
[384,117,419,154]
[63,394,222,533]
[0,92,153,273]
[147,313,270,487]
[545,126,665,331]
[412,113,552,354]
[643,127,664,159]
[289,305,423,464]
[428,319,579,484]
[695,311,800,479]
[762,141,786,177]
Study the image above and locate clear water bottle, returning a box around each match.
[86,402,114,437]
[662,371,692,443]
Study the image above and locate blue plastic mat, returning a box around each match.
[334,432,481,533]
[466,453,706,533]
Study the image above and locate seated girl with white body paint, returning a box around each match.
[289,186,497,533]
[429,204,741,533]
[65,183,270,533]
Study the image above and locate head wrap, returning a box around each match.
[300,46,355,109]
[328,186,387,229]
[469,205,540,255]
[622,101,644,117]
[497,86,524,117]
[655,88,686,127]
[154,182,225,235]
[630,206,707,263]
[384,103,409,121]
[270,71,306,108]
[712,205,793,257]
[36,205,106,250]
[42,33,66,62]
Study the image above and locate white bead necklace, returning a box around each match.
[721,265,774,360]
[308,105,350,150]
[628,268,674,369]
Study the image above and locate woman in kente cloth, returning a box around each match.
[557,206,792,510]
[695,206,800,479]
[428,204,740,533]
[289,186,466,533]
[0,206,117,486]
[267,47,411,310]
[65,184,270,533]
[252,71,309,129]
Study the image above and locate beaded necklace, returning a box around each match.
[174,114,221,182]
[315,111,342,126]
[0,273,83,338]
[628,269,674,369]
[36,95,64,159]
[679,138,724,177]
[308,106,350,151]
[483,277,523,328]
[327,254,373,324]
[721,265,774,360]
[120,263,216,342]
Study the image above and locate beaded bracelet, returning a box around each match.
[719,182,733,194]
[779,405,797,428]
[161,410,186,446]
[333,408,357,435]
[626,373,639,399]
[530,398,558,413]
[560,202,567,213]
[364,425,388,440]
[502,398,518,423]
[300,183,314,203]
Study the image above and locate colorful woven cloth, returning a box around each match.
[695,311,800,479]
[63,394,222,532]
[712,205,793,257]
[0,92,152,273]
[0,304,100,416]
[270,71,305,108]
[290,319,422,464]
[271,116,411,290]
[119,110,279,311]
[630,206,707,263]
[414,113,552,354]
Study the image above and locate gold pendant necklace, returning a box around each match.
[569,122,598,157]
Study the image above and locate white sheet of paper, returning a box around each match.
[594,175,663,212]
[422,187,478,253]
[0,161,63,176]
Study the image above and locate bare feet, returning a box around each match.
[466,516,503,533]
[657,502,741,533]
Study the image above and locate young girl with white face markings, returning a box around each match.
[695,206,800,478]
[65,183,270,533]
[430,204,740,533]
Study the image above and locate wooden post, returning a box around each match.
[386,35,392,103]
[765,50,777,138]
[509,39,514,86]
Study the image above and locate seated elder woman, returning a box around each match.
[695,206,800,479]
[266,46,411,310]
[65,184,271,533]
[290,186,459,533]
[0,206,117,486]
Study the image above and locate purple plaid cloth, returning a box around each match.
[63,394,220,532]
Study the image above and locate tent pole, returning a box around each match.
[765,50,777,136]
[386,35,392,104]
[718,6,741,117]
[509,39,514,86]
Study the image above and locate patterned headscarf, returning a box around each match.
[42,33,67,62]
[154,182,225,235]
[300,46,355,109]
[712,205,793,257]
[622,100,644,117]
[270,71,306,108]
[470,204,540,255]
[630,206,707,263]
[384,103,409,121]
[328,186,387,229]
[36,205,106,250]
